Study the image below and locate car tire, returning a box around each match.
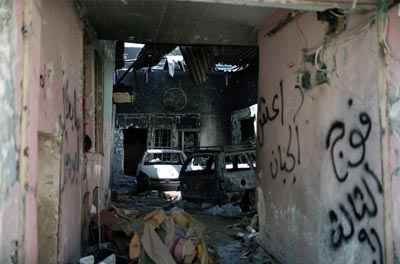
[243,189,256,207]
[248,189,256,206]
[137,173,148,193]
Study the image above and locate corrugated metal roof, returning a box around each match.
[180,45,258,84]
[119,44,258,84]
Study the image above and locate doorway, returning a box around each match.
[123,128,147,176]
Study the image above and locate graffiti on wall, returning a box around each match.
[326,98,383,264]
[61,80,82,192]
[257,80,304,184]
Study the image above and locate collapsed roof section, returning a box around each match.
[122,43,259,85]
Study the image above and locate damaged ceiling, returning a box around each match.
[77,0,275,46]
[118,44,258,85]
[180,45,258,84]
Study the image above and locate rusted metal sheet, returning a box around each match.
[180,45,258,84]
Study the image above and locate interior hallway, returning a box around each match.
[0,0,399,263]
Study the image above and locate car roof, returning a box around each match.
[145,149,184,154]
[187,148,255,157]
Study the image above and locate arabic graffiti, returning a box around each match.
[270,125,300,178]
[61,80,82,193]
[326,101,372,182]
[326,98,383,264]
[257,80,303,183]
[257,80,284,148]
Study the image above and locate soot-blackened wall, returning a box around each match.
[116,68,258,146]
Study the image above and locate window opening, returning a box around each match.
[178,131,199,151]
[240,117,256,144]
[144,153,184,165]
[185,155,215,172]
[154,129,172,148]
[225,153,251,171]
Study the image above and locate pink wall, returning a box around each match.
[2,0,43,261]
[25,0,42,262]
[2,0,115,263]
[258,11,385,263]
[0,1,23,261]
[386,4,400,261]
[82,40,115,211]
[38,0,84,262]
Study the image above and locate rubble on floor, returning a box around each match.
[203,203,242,217]
[83,186,274,264]
[111,176,137,202]
[82,206,214,264]
[201,214,275,264]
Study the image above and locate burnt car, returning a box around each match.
[136,149,187,192]
[179,147,256,204]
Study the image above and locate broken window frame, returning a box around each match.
[154,129,172,149]
[240,116,256,144]
[178,130,199,151]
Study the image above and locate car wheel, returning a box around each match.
[248,189,256,206]
[243,189,256,208]
[137,173,148,193]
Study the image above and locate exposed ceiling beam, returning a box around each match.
[172,0,377,11]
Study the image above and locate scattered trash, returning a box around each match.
[98,254,116,264]
[84,181,273,264]
[79,255,94,264]
[84,206,213,264]
[204,203,242,217]
[201,202,213,209]
[217,235,273,264]
[251,214,259,230]
[111,176,137,200]
[175,199,201,210]
[163,191,182,201]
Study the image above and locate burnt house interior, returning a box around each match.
[4,0,398,263]
[88,1,264,260]
[115,44,259,175]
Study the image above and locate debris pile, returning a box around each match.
[81,206,213,264]
[111,176,137,201]
[213,214,275,264]
[203,203,242,217]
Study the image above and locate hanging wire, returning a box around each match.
[324,15,375,48]
[314,46,329,72]
[312,13,375,73]
[329,9,346,17]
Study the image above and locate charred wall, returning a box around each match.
[116,68,258,146]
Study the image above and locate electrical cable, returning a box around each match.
[315,45,329,72]
[324,15,375,48]
[329,10,346,17]
[313,14,375,73]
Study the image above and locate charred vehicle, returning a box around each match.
[136,149,187,192]
[179,147,256,204]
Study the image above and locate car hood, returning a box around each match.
[141,165,182,180]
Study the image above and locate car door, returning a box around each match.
[180,153,220,201]
[221,152,256,195]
